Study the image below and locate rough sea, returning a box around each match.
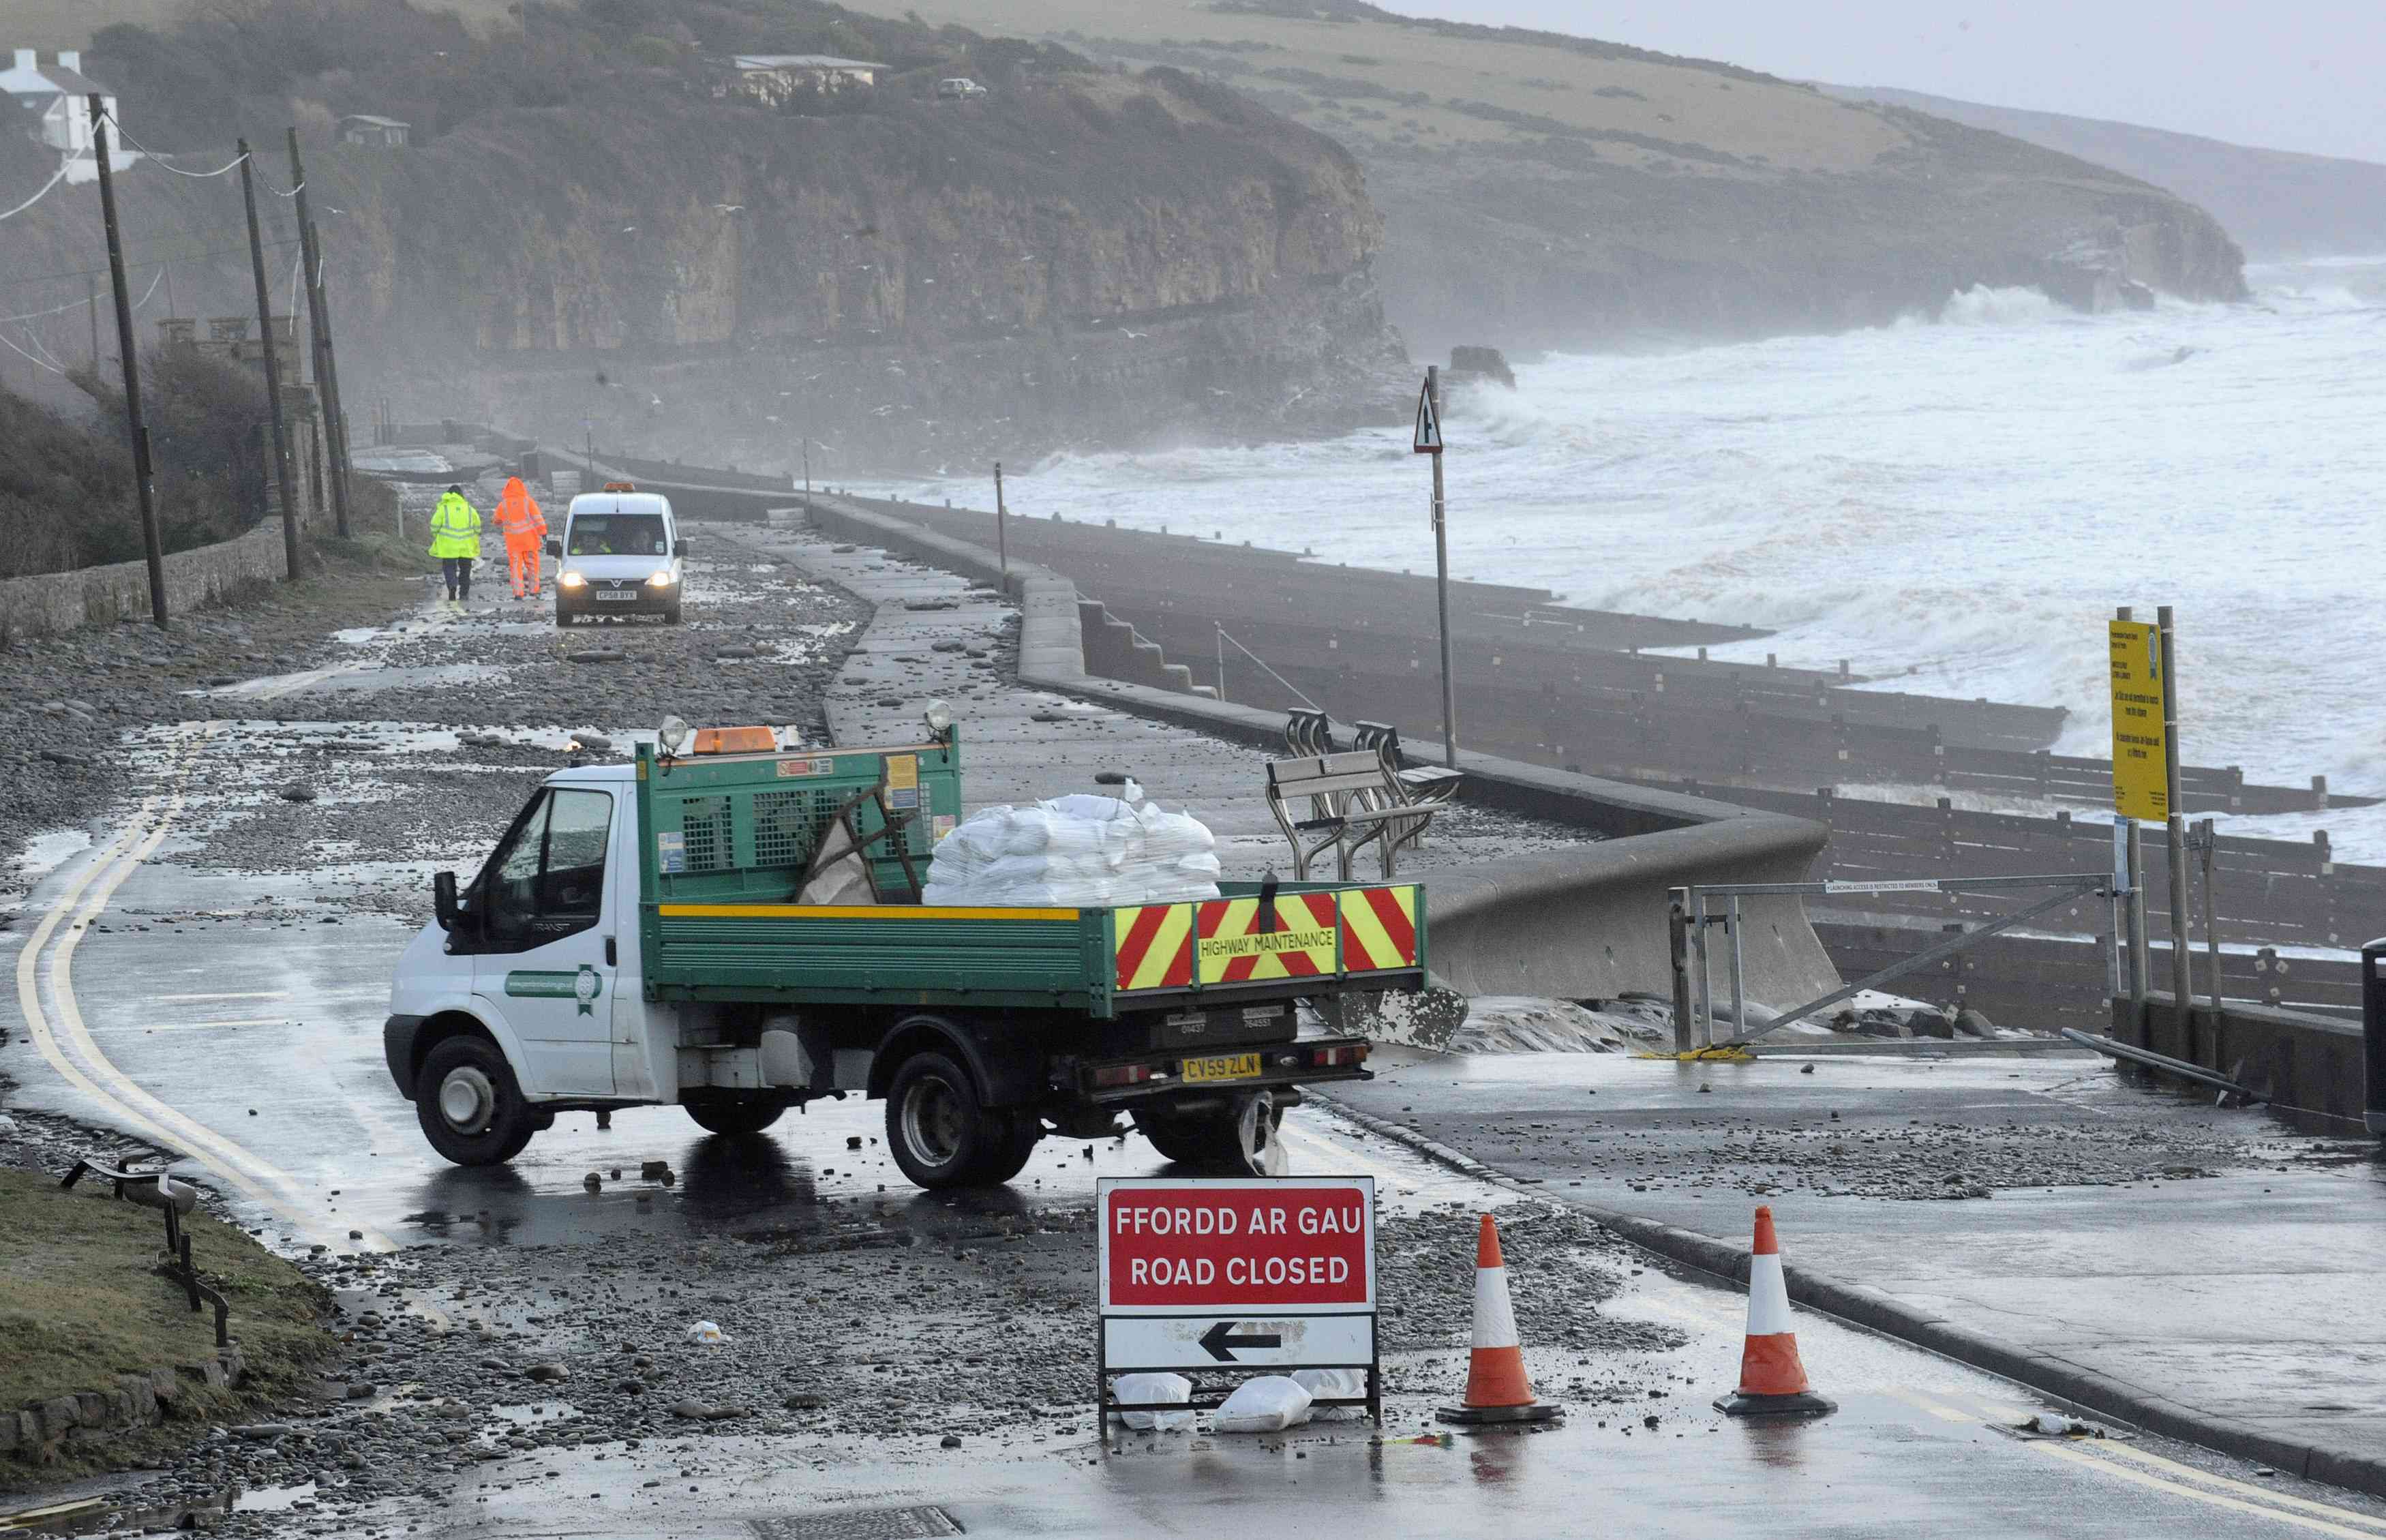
[871,260,2386,859]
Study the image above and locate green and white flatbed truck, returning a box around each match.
[382,723,1428,1189]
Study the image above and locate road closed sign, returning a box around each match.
[1098,1177,1379,1412]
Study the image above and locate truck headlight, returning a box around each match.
[648,571,677,587]
[658,716,691,755]
[558,571,586,588]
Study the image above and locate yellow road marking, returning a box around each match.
[156,992,290,1003]
[2089,1443,2386,1533]
[2030,1441,2386,1539]
[141,1018,288,1031]
[18,727,399,1256]
[659,903,1080,920]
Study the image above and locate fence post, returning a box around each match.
[1668,890,1692,1054]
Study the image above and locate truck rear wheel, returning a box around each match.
[885,1050,1024,1189]
[684,1098,786,1136]
[417,1036,536,1167]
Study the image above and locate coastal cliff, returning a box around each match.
[0,46,1403,470]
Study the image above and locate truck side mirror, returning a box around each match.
[433,870,460,932]
[674,539,689,558]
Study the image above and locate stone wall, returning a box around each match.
[0,524,287,642]
[1,1347,245,1466]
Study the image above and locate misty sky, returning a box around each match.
[1401,1,2386,164]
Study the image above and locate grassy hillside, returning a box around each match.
[1830,85,2386,261]
[816,0,2248,353]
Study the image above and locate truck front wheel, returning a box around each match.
[886,1051,1025,1189]
[417,1036,536,1166]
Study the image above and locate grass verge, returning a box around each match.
[0,1169,336,1479]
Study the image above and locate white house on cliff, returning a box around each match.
[1,48,139,183]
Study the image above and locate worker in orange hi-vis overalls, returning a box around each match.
[491,476,549,599]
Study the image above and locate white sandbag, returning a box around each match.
[1111,1372,1197,1432]
[1290,1368,1369,1420]
[924,796,1222,908]
[1211,1375,1312,1434]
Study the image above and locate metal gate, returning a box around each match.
[1666,871,2122,1057]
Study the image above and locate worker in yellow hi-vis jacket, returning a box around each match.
[428,484,483,608]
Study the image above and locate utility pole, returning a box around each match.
[87,274,100,369]
[800,439,811,499]
[2159,604,2194,1052]
[239,138,299,580]
[286,129,352,537]
[993,460,1008,577]
[91,97,167,628]
[1420,365,1458,769]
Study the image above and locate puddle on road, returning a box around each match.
[232,1479,320,1513]
[10,827,93,883]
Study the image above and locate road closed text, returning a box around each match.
[1101,1181,1374,1310]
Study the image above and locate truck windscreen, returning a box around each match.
[567,514,667,556]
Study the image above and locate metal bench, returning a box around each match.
[1351,720,1464,811]
[1284,707,1333,758]
[1265,751,1434,881]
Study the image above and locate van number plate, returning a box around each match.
[1182,1052,1261,1083]
[592,590,639,602]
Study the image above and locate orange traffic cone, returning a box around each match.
[1437,1214,1562,1425]
[1714,1205,1837,1418]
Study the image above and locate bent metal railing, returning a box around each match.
[61,1156,231,1348]
[1667,872,2121,1058]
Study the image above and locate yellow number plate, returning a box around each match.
[1181,1052,1261,1084]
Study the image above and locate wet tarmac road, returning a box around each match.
[1334,1049,2386,1474]
[11,567,2386,1535]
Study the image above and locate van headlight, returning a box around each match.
[558,571,586,588]
[648,571,678,587]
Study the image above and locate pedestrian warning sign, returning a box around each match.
[1413,376,1442,454]
[2109,620,2169,821]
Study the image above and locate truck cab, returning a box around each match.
[549,485,686,624]
[385,722,1421,1190]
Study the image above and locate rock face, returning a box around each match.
[0,70,1401,469]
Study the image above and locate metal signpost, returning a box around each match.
[1097,1176,1379,1423]
[2109,610,2160,1013]
[2111,608,2192,1030]
[1415,371,1458,769]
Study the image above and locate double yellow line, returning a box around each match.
[14,725,397,1255]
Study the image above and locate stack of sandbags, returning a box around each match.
[922,794,1221,907]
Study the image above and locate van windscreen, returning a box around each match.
[567,514,667,556]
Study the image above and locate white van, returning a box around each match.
[547,487,686,625]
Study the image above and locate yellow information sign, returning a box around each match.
[2109,620,2169,820]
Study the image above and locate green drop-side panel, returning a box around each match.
[639,738,959,902]
[650,908,1102,1006]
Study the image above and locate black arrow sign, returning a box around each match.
[1199,1320,1283,1362]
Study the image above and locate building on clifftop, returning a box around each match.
[713,55,884,107]
[1,48,138,183]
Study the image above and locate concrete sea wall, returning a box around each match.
[796,494,1841,1009]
